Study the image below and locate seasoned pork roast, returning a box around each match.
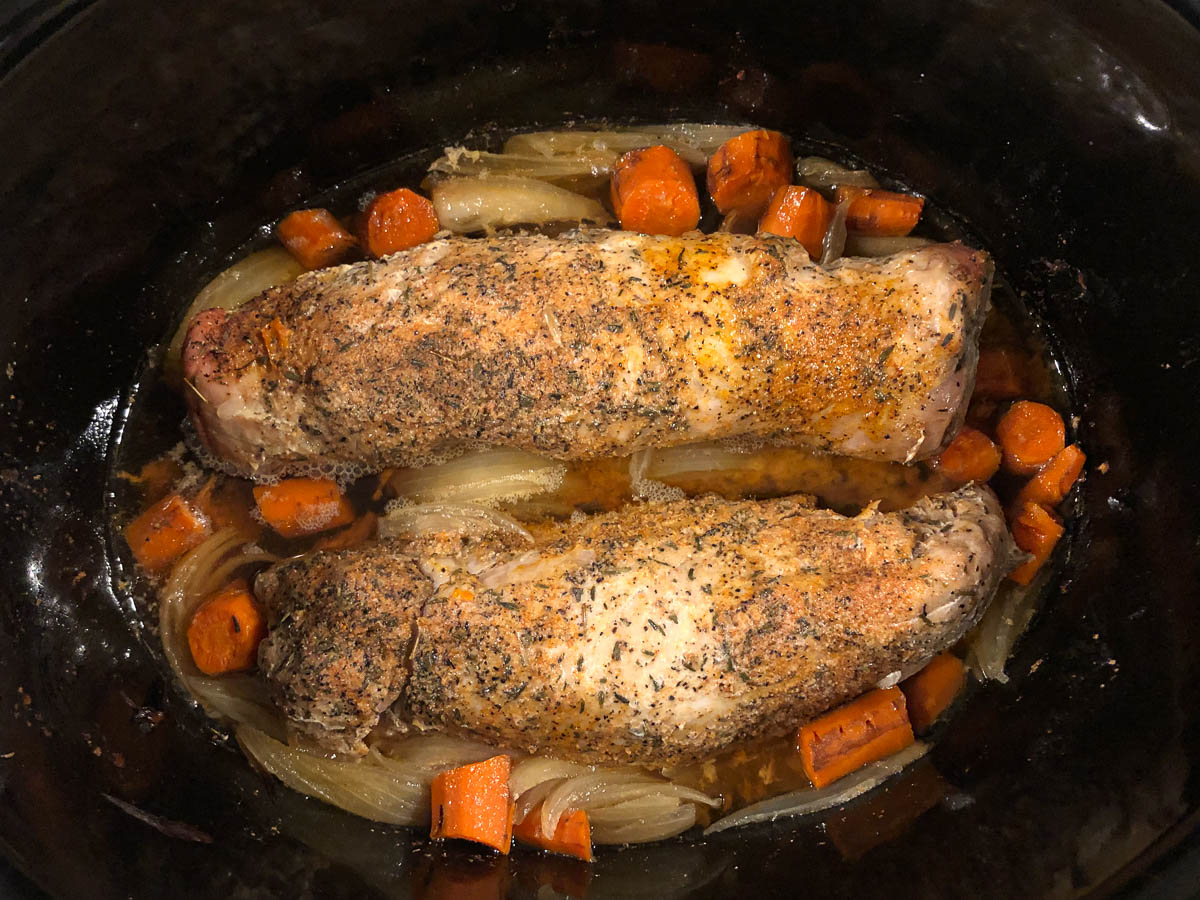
[255,485,1016,764]
[184,231,991,480]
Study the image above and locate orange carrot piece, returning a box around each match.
[123,494,210,573]
[251,478,355,539]
[901,653,967,734]
[930,426,1002,485]
[277,209,357,270]
[186,579,267,675]
[359,187,440,258]
[706,129,793,217]
[1008,500,1065,586]
[758,185,833,259]
[514,803,593,862]
[834,185,924,237]
[430,755,514,854]
[610,145,701,236]
[995,401,1066,476]
[312,512,378,552]
[974,348,1029,399]
[1014,444,1086,509]
[797,688,915,789]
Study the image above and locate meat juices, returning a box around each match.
[183,231,992,481]
[255,485,1017,764]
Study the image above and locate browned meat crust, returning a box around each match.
[184,231,991,481]
[255,486,1015,763]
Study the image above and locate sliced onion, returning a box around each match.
[379,502,534,543]
[703,741,928,835]
[387,448,566,507]
[513,779,565,826]
[370,733,501,772]
[592,803,698,844]
[189,674,285,740]
[542,771,718,838]
[428,148,615,189]
[503,124,748,169]
[164,247,305,382]
[644,442,750,480]
[238,725,431,826]
[820,198,852,266]
[965,581,1040,683]
[844,234,935,257]
[510,757,590,799]
[431,175,612,233]
[797,156,880,197]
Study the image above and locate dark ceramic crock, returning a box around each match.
[2,1,1200,897]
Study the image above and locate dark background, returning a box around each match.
[2,1,1200,896]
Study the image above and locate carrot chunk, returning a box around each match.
[797,688,915,788]
[930,425,1002,485]
[1008,500,1065,586]
[943,426,999,475]
[186,579,267,675]
[1014,444,1086,509]
[974,347,1029,399]
[834,186,924,236]
[251,478,355,539]
[123,494,210,573]
[430,755,514,854]
[610,145,701,236]
[758,185,833,259]
[706,129,793,217]
[901,653,967,734]
[359,187,440,258]
[514,803,593,862]
[277,209,357,270]
[996,401,1066,476]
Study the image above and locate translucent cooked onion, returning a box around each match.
[431,175,612,233]
[594,803,698,844]
[509,757,590,802]
[643,442,751,480]
[428,148,615,189]
[628,449,685,502]
[844,234,935,257]
[502,124,749,169]
[239,725,429,826]
[379,502,534,543]
[540,771,718,842]
[820,198,852,266]
[164,247,304,382]
[387,449,566,507]
[965,581,1041,683]
[703,742,928,834]
[189,674,284,740]
[797,156,880,196]
[239,727,504,826]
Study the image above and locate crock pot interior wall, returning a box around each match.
[2,1,1200,897]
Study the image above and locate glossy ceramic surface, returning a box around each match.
[2,1,1200,896]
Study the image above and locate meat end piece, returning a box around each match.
[255,551,431,754]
